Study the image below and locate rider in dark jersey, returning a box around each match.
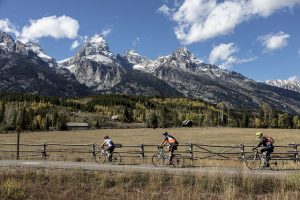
[158,131,179,164]
[253,132,274,167]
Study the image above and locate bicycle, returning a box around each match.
[152,146,184,168]
[93,146,121,165]
[245,149,284,171]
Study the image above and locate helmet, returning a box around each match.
[256,132,263,138]
[104,135,109,139]
[162,131,168,136]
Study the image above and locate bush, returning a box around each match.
[0,178,27,199]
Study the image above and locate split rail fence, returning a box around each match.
[0,142,299,165]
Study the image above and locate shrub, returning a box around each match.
[0,178,27,199]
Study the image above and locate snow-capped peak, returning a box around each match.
[25,42,52,60]
[80,34,111,56]
[90,34,106,44]
[266,77,300,93]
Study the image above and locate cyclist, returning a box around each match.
[252,132,274,167]
[100,135,115,162]
[158,131,179,165]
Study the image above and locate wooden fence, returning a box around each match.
[0,142,299,164]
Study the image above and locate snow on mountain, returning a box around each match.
[266,77,300,93]
[23,42,57,68]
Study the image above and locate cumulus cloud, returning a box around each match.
[101,28,112,37]
[208,43,256,69]
[159,0,300,44]
[258,31,290,52]
[19,15,79,43]
[0,18,19,36]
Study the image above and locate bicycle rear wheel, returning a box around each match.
[172,154,184,168]
[152,153,166,167]
[93,152,106,164]
[269,156,284,171]
[245,154,261,170]
[111,153,121,165]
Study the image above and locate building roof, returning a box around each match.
[66,122,90,127]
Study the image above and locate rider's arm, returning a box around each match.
[253,140,263,149]
[159,139,167,147]
[100,141,106,148]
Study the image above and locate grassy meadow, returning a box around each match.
[0,127,299,167]
[1,128,300,199]
[1,127,300,145]
[1,169,300,200]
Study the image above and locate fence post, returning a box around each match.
[16,127,21,160]
[140,144,145,159]
[91,142,96,156]
[292,143,298,164]
[42,142,48,159]
[189,143,194,160]
[240,144,245,161]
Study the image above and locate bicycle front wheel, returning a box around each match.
[245,154,261,170]
[269,156,284,171]
[152,153,166,167]
[111,153,121,165]
[93,152,106,164]
[172,154,184,168]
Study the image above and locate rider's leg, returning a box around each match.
[168,144,175,164]
[107,146,114,162]
[260,148,268,166]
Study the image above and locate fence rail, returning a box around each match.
[0,142,299,164]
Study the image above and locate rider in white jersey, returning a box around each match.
[100,135,115,161]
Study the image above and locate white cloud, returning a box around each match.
[19,15,79,43]
[288,76,298,82]
[132,37,140,47]
[258,31,290,52]
[298,49,300,58]
[160,0,300,44]
[208,43,256,69]
[70,40,80,50]
[0,18,19,36]
[101,28,112,37]
[157,5,173,16]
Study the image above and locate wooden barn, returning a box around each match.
[66,122,90,130]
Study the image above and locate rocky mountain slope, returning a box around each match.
[0,32,89,97]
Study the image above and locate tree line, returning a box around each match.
[0,92,299,131]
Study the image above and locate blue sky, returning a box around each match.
[0,0,300,82]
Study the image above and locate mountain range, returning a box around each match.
[1,31,300,114]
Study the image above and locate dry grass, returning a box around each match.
[0,168,300,200]
[1,127,299,145]
[1,127,299,167]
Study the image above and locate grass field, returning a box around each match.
[1,127,300,145]
[1,127,299,167]
[1,128,300,199]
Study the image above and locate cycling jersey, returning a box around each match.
[164,135,178,144]
[104,139,114,147]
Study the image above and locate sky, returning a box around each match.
[0,0,300,82]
